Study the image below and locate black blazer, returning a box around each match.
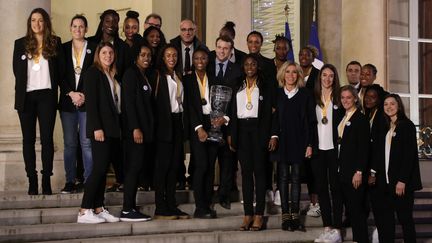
[87,36,131,81]
[229,78,278,149]
[371,119,422,192]
[59,40,96,112]
[13,36,65,112]
[83,66,121,139]
[154,73,185,142]
[305,66,320,92]
[257,54,277,88]
[183,72,217,133]
[170,35,209,75]
[335,109,370,183]
[121,65,154,143]
[207,59,242,90]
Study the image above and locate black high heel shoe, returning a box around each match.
[290,213,300,231]
[42,175,52,195]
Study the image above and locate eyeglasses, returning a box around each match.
[181,28,195,33]
[146,22,161,28]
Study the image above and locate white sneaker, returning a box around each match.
[266,190,274,203]
[77,209,106,224]
[372,227,379,243]
[307,203,321,217]
[314,228,331,242]
[97,207,120,223]
[324,229,342,243]
[274,190,281,206]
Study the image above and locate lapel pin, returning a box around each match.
[346,121,351,126]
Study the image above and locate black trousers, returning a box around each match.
[123,139,151,211]
[216,137,235,202]
[237,119,266,216]
[191,115,218,210]
[18,89,57,179]
[370,185,416,243]
[154,113,183,212]
[303,157,316,195]
[311,149,343,228]
[278,162,301,214]
[340,181,368,243]
[81,137,121,209]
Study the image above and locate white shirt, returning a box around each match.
[229,48,236,63]
[72,41,88,89]
[167,74,184,113]
[181,42,193,74]
[284,87,298,99]
[316,101,334,150]
[106,73,121,113]
[236,86,259,118]
[26,56,51,92]
[385,126,396,184]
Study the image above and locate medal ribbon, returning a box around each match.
[321,92,332,120]
[369,109,377,128]
[337,108,357,139]
[196,73,207,100]
[73,44,83,68]
[246,79,256,106]
[33,45,43,64]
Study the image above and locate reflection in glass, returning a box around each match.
[419,43,432,94]
[388,40,409,93]
[401,97,410,118]
[419,98,432,127]
[419,0,432,39]
[389,0,409,37]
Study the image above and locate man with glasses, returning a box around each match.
[143,13,162,29]
[170,19,208,76]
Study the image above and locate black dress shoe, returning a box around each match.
[42,176,52,195]
[28,175,38,195]
[281,213,291,231]
[194,208,217,219]
[219,200,231,210]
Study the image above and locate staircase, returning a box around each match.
[0,188,431,243]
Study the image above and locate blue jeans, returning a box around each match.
[60,111,93,183]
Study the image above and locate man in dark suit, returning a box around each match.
[208,35,242,209]
[170,19,209,76]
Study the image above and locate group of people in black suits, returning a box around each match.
[13,7,422,241]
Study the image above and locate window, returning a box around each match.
[388,0,432,126]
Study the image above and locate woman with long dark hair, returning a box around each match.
[143,25,166,70]
[77,42,121,224]
[13,8,64,195]
[153,44,190,220]
[59,14,96,194]
[369,94,422,242]
[229,54,277,231]
[119,43,154,222]
[312,64,343,242]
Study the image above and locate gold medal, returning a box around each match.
[322,116,328,124]
[74,66,82,75]
[246,102,253,110]
[201,98,207,106]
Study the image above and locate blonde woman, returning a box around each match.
[274,62,316,231]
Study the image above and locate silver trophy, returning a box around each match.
[207,85,232,143]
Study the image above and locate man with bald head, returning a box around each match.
[170,19,208,75]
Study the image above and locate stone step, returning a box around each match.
[0,214,331,243]
[31,228,339,243]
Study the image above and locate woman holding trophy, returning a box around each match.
[228,54,278,231]
[184,47,219,219]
